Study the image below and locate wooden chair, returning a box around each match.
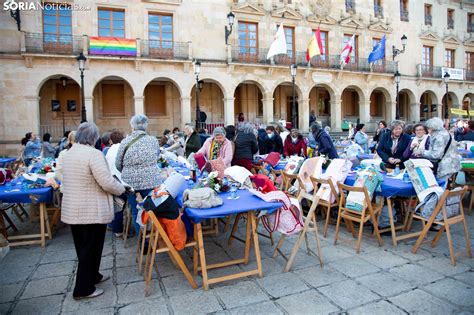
[334,183,384,254]
[281,171,298,194]
[411,187,472,266]
[310,176,340,238]
[272,196,323,272]
[144,211,198,296]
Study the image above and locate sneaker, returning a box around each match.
[98,275,110,284]
[73,288,104,300]
[114,233,123,238]
[429,224,442,232]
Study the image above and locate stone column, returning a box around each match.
[330,99,342,131]
[410,102,421,122]
[224,97,235,126]
[390,101,397,121]
[180,96,192,127]
[134,96,145,116]
[359,101,370,125]
[262,92,274,124]
[299,98,310,131]
[84,96,94,123]
[437,104,443,119]
[25,96,41,134]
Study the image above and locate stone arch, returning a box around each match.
[233,80,266,123]
[420,90,439,121]
[340,85,366,126]
[398,88,417,122]
[140,77,183,99]
[190,78,226,124]
[308,83,336,128]
[272,81,304,128]
[369,86,392,122]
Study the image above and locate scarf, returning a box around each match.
[410,134,428,155]
[209,139,221,160]
[391,135,400,154]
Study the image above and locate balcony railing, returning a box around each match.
[448,18,454,29]
[231,47,271,65]
[465,69,474,81]
[374,5,384,18]
[346,0,356,13]
[400,9,409,22]
[468,24,474,33]
[419,64,442,78]
[24,32,83,55]
[425,15,432,26]
[140,40,189,60]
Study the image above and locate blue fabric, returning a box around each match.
[357,154,375,160]
[376,132,411,166]
[368,35,386,63]
[313,130,338,159]
[24,139,42,159]
[111,210,123,233]
[183,189,282,223]
[128,189,152,234]
[344,173,445,198]
[0,177,53,203]
[0,157,16,167]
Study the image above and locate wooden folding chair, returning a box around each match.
[310,176,340,237]
[334,183,384,254]
[272,196,323,272]
[144,211,198,296]
[411,187,472,266]
[281,171,298,194]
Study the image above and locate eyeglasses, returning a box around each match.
[415,128,425,132]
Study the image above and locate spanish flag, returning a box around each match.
[306,27,324,62]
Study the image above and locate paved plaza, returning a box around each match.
[1,211,473,315]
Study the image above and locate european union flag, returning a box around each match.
[368,35,386,64]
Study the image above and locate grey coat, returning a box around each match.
[115,130,161,190]
[422,129,461,179]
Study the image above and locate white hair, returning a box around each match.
[213,126,226,136]
[425,117,444,131]
[184,123,194,132]
[389,120,405,130]
[130,114,148,131]
[75,122,99,146]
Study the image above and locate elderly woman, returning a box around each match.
[197,127,233,167]
[41,133,56,159]
[376,120,411,169]
[403,123,430,159]
[422,117,461,181]
[283,128,307,157]
[311,122,338,159]
[61,123,125,299]
[354,124,369,153]
[116,115,160,235]
[163,132,185,157]
[184,124,202,157]
[22,132,41,165]
[233,122,258,171]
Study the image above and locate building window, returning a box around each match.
[400,0,409,22]
[148,13,173,49]
[284,26,294,59]
[101,83,125,116]
[238,21,258,61]
[447,9,454,30]
[374,0,383,18]
[371,37,385,70]
[98,8,125,37]
[43,3,72,47]
[144,84,166,116]
[468,13,473,33]
[424,4,432,26]
[467,52,474,70]
[445,49,455,68]
[345,0,355,13]
[343,34,358,64]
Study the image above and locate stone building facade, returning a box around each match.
[0,0,473,155]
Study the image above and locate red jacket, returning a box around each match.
[283,135,307,157]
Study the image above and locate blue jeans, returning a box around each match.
[111,210,124,234]
[127,189,152,235]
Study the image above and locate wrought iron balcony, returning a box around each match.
[448,18,454,29]
[418,64,442,78]
[465,69,474,81]
[345,0,356,13]
[140,40,189,60]
[231,47,271,65]
[24,32,83,55]
[374,5,384,18]
[425,15,432,26]
[468,23,474,33]
[400,9,409,22]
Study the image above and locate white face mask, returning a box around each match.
[267,133,274,139]
[291,136,298,143]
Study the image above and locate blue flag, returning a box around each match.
[368,35,386,63]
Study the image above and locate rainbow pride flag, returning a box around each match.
[89,37,136,56]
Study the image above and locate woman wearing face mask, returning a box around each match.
[264,126,283,155]
[354,124,369,153]
[283,128,307,157]
[197,127,233,167]
[403,123,430,159]
[376,120,411,169]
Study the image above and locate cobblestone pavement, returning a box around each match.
[1,209,473,315]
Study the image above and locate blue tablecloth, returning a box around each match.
[183,189,282,223]
[0,178,53,204]
[274,161,287,170]
[357,154,375,160]
[344,173,445,198]
[0,157,16,167]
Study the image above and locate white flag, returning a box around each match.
[267,24,287,59]
[340,34,355,69]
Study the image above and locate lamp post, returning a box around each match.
[193,60,202,129]
[224,12,235,45]
[443,71,450,129]
[392,34,407,61]
[76,52,87,123]
[394,71,401,120]
[290,64,297,128]
[60,76,68,134]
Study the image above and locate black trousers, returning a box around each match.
[70,224,106,297]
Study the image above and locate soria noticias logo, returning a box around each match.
[3,0,90,11]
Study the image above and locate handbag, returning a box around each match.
[182,187,223,209]
[120,133,146,169]
[431,136,452,176]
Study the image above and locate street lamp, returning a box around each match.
[392,34,407,61]
[193,60,202,129]
[224,12,235,45]
[443,71,450,128]
[394,71,401,120]
[290,64,297,128]
[76,52,87,123]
